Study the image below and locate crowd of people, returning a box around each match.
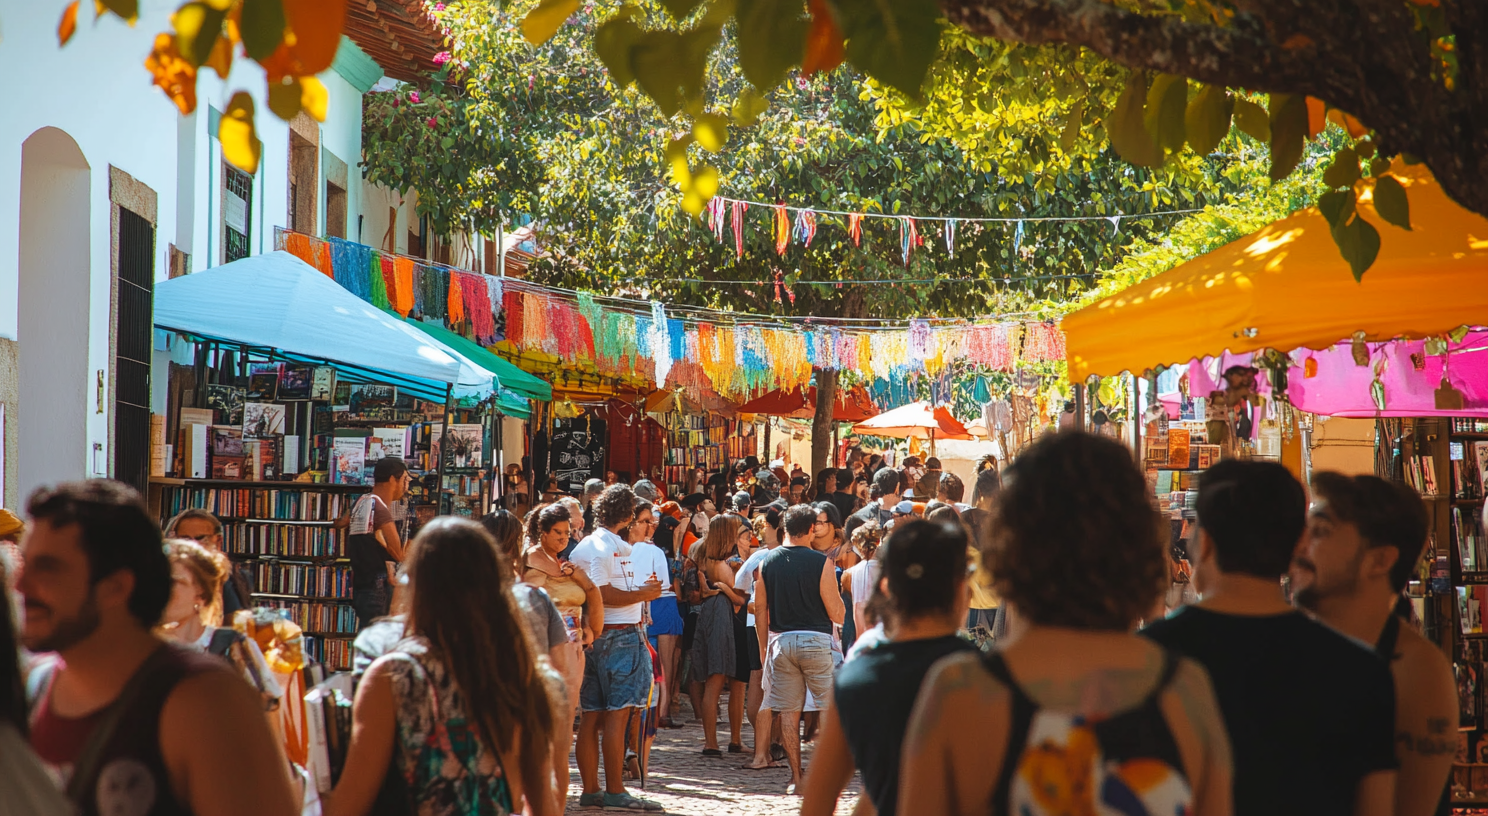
[0,429,1464,816]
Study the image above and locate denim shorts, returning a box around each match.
[761,631,838,712]
[352,576,390,629]
[580,626,652,712]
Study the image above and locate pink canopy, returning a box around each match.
[1287,330,1488,417]
[1157,330,1488,418]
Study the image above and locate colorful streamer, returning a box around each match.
[848,213,862,247]
[774,206,790,256]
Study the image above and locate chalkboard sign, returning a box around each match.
[549,417,606,493]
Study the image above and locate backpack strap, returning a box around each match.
[207,627,242,658]
[980,652,1037,816]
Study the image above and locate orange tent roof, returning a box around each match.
[1062,162,1488,382]
[737,386,878,422]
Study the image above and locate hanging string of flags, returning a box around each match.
[701,194,1202,264]
[276,230,1067,402]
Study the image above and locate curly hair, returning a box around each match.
[595,483,637,530]
[525,503,573,548]
[164,539,229,627]
[987,432,1165,630]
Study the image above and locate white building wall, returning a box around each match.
[0,6,384,505]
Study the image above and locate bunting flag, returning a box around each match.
[899,217,919,265]
[1013,220,1025,255]
[848,213,862,246]
[774,205,790,256]
[651,300,673,384]
[944,219,956,253]
[272,230,1074,403]
[731,200,748,258]
[1109,215,1121,235]
[705,196,725,238]
[794,210,817,247]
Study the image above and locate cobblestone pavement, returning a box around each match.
[562,698,862,815]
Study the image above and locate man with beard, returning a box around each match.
[19,480,296,816]
[1292,472,1456,816]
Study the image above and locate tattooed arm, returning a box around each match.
[1391,626,1457,816]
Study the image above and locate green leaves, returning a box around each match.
[239,0,286,60]
[1267,93,1308,180]
[1318,187,1379,281]
[1372,174,1412,230]
[834,0,942,98]
[1322,146,1359,189]
[735,0,807,91]
[1184,84,1231,156]
[1144,74,1187,153]
[1109,72,1162,168]
[1058,99,1084,153]
[731,86,769,124]
[1232,98,1269,142]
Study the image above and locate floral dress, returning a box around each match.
[379,638,514,816]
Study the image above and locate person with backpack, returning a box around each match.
[898,433,1233,815]
[21,480,298,816]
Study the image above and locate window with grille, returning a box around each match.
[224,164,252,262]
[114,208,154,493]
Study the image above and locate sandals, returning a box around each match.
[727,743,744,753]
[701,747,723,757]
[603,792,664,812]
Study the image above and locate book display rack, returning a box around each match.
[154,479,364,670]
[658,413,756,498]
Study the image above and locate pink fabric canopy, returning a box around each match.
[1287,330,1488,417]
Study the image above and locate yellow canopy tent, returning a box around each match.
[1062,163,1488,382]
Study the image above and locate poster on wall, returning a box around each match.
[548,417,606,494]
[432,424,484,469]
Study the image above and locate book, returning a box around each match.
[247,364,281,400]
[364,427,407,479]
[432,423,484,468]
[310,367,335,402]
[348,383,395,414]
[244,436,280,481]
[331,438,366,485]
[1166,428,1191,469]
[282,435,301,475]
[278,366,313,400]
[180,407,214,428]
[243,402,287,438]
[204,384,246,425]
[182,423,210,479]
[209,426,245,480]
[150,414,168,478]
[331,382,352,410]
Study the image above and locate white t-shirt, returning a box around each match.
[630,541,672,599]
[569,527,643,624]
[734,545,772,626]
[847,559,881,605]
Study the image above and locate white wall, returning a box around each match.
[0,8,182,499]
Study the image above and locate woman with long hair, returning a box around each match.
[482,510,581,815]
[896,432,1233,816]
[688,515,749,756]
[328,517,561,816]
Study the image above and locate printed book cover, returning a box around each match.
[432,424,483,468]
[349,383,396,414]
[332,438,367,485]
[279,366,313,400]
[247,364,281,400]
[243,402,287,438]
[310,367,336,402]
[210,426,245,480]
[204,384,246,426]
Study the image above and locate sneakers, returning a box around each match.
[577,792,607,810]
[603,791,664,812]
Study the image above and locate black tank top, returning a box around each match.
[760,545,832,634]
[982,649,1191,816]
[1375,615,1451,816]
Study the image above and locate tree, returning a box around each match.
[365,0,1259,471]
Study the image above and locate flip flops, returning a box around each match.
[701,747,723,757]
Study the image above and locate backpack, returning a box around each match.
[681,556,703,606]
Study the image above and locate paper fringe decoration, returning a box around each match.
[732,200,748,258]
[276,231,1070,401]
[794,210,817,247]
[848,213,862,247]
[774,205,790,256]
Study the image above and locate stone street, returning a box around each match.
[562,700,862,815]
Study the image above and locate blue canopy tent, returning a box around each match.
[152,251,497,402]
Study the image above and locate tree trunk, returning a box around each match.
[939,0,1488,219]
[812,368,838,477]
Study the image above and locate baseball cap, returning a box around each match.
[892,500,915,515]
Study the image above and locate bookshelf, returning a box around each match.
[153,478,364,670]
[657,413,756,498]
[1431,418,1488,771]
